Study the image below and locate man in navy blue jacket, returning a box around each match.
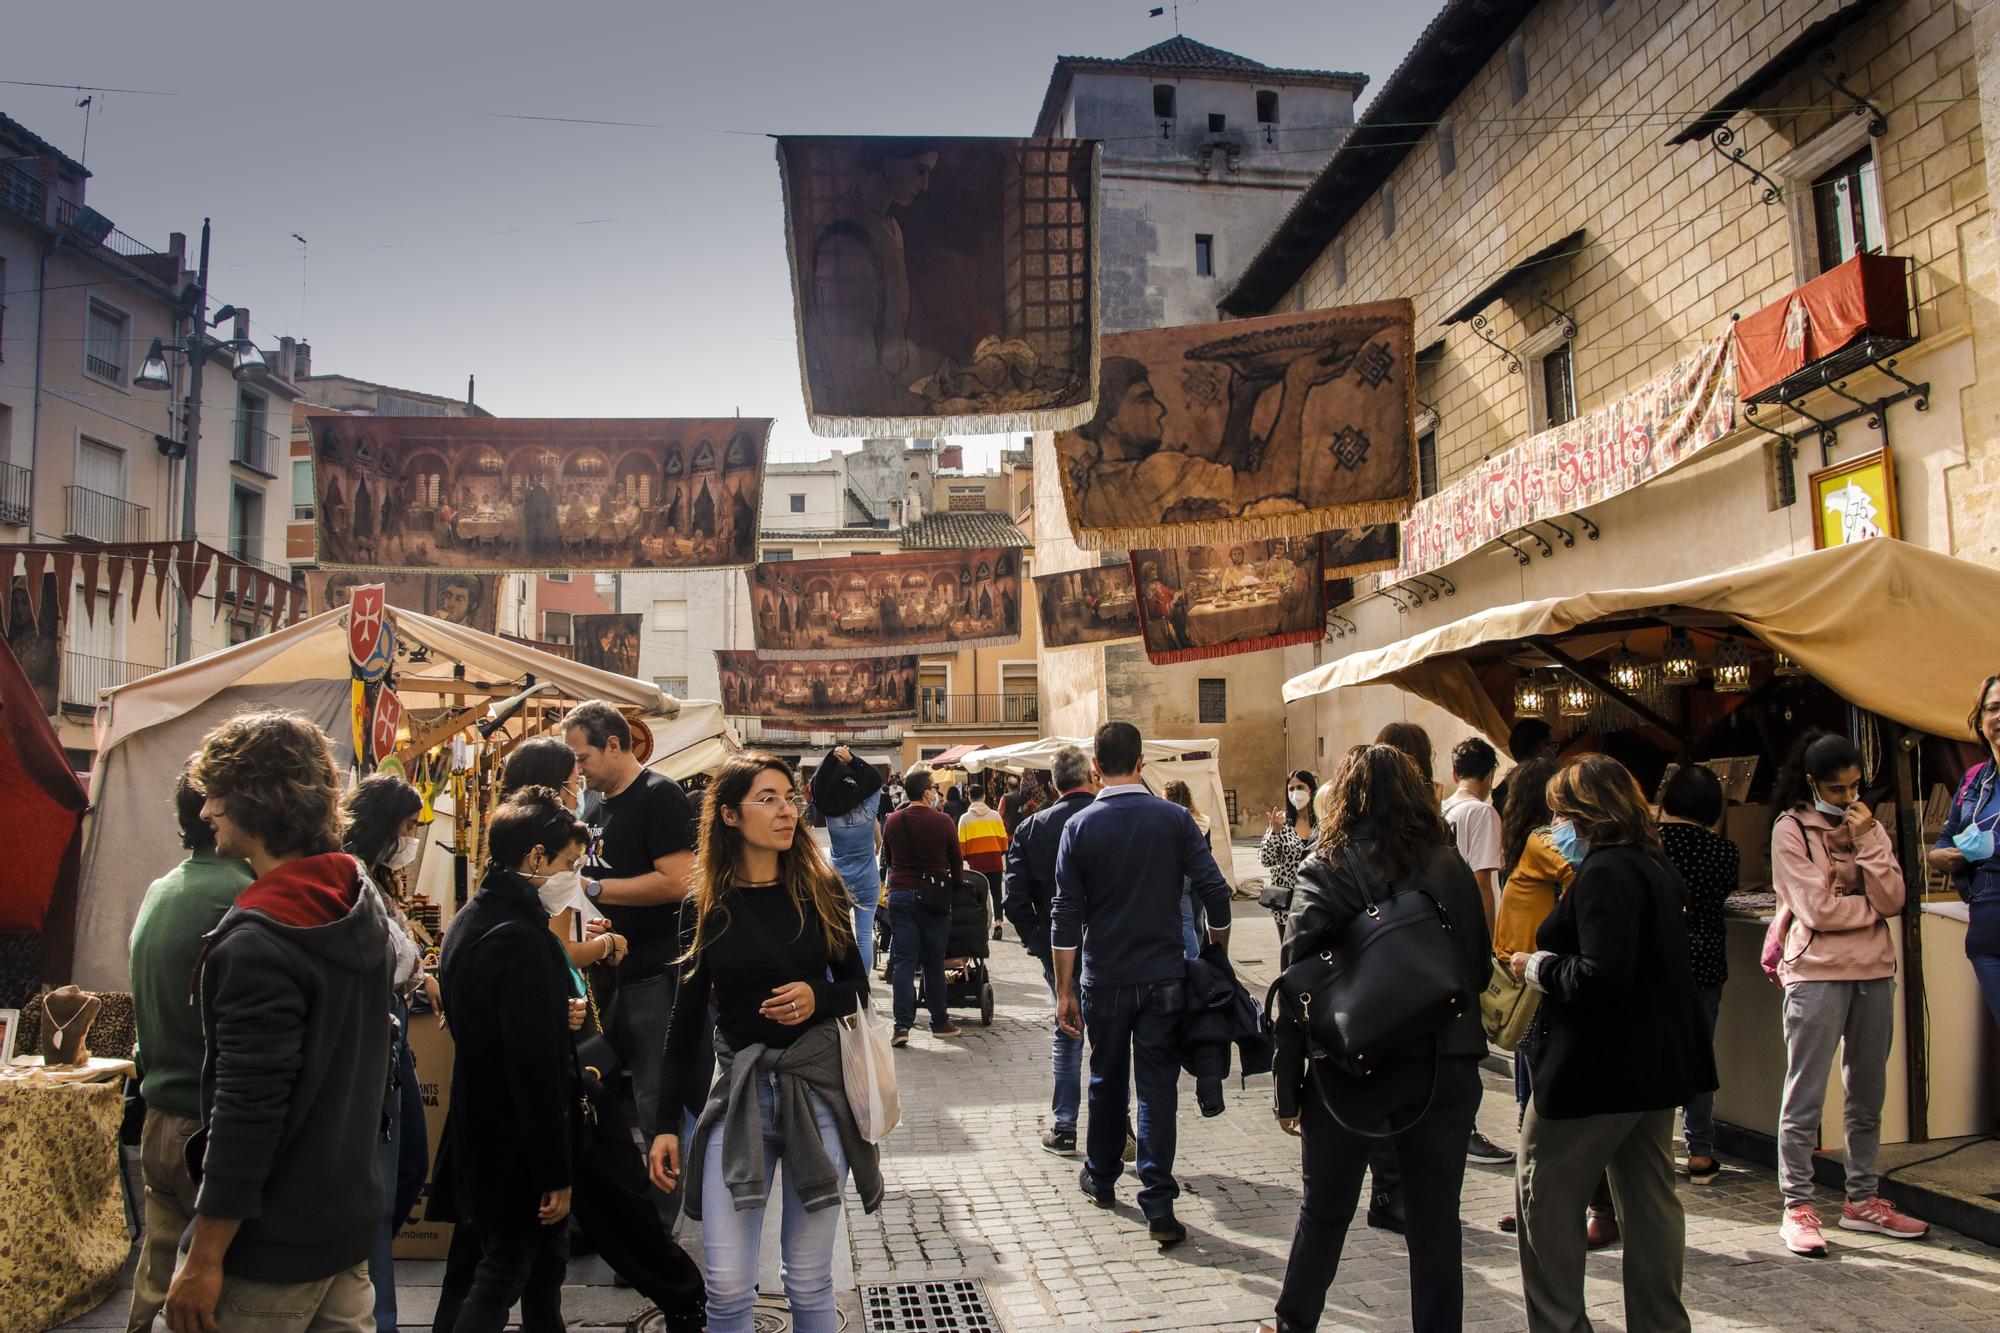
[1051,722,1231,1247]
[1002,745,1098,1156]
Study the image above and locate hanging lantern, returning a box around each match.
[1661,632,1699,685]
[1712,639,1754,694]
[1513,673,1545,718]
[1773,648,1806,677]
[1607,647,1643,693]
[1558,675,1593,718]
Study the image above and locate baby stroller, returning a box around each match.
[919,868,996,1026]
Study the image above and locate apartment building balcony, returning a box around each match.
[913,692,1039,729]
[61,653,161,711]
[0,160,47,227]
[64,486,151,544]
[54,196,162,260]
[0,462,30,527]
[233,426,280,475]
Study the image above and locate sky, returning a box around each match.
[6,0,1439,472]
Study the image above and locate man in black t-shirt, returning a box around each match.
[563,701,697,1201]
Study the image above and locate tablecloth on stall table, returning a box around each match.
[0,1077,130,1333]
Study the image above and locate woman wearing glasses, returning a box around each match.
[647,754,882,1333]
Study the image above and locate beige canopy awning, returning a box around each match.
[1284,539,1999,742]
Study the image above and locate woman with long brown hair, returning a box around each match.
[1262,744,1491,1333]
[1507,755,1714,1332]
[646,754,882,1333]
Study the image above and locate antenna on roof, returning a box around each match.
[1147,0,1181,33]
[75,95,93,168]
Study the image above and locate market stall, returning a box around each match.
[68,602,738,990]
[1285,537,2000,1146]
[961,735,1237,888]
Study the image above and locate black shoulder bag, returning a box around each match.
[1267,846,1470,1133]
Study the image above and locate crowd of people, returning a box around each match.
[113,669,2000,1333]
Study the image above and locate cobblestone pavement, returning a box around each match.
[852,905,2000,1333]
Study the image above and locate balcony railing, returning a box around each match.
[61,653,161,710]
[64,486,150,543]
[0,461,29,527]
[233,426,278,473]
[916,691,1039,727]
[54,196,161,259]
[0,161,47,226]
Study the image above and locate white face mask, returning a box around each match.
[532,867,583,916]
[1288,788,1310,811]
[386,835,420,871]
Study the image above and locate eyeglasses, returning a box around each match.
[739,795,809,813]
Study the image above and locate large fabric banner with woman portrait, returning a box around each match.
[715,651,918,729]
[749,548,1022,659]
[778,136,1099,437]
[1034,562,1141,650]
[306,570,501,633]
[311,417,770,572]
[1128,536,1324,666]
[1321,524,1399,578]
[574,613,642,678]
[1055,302,1416,550]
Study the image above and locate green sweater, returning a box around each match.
[129,850,253,1118]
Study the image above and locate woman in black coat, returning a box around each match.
[1263,744,1493,1333]
[434,787,588,1333]
[1506,755,1716,1333]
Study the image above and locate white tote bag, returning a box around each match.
[836,998,902,1144]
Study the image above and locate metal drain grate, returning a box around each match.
[631,1296,849,1333]
[860,1279,998,1332]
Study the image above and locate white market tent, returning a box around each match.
[72,603,738,988]
[961,735,1237,887]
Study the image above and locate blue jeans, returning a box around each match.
[1081,978,1185,1220]
[826,797,882,964]
[1179,889,1201,960]
[887,891,951,1032]
[1683,984,1724,1159]
[1971,951,2000,1027]
[700,1074,847,1333]
[1039,956,1083,1133]
[369,1000,418,1332]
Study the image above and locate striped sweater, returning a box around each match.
[958,802,1008,874]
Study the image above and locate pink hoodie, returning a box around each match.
[1769,806,1905,985]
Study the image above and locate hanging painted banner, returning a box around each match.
[307,570,501,633]
[1735,254,1908,401]
[1128,536,1323,666]
[1034,563,1141,650]
[311,417,770,572]
[371,685,405,768]
[716,650,918,728]
[1055,301,1416,551]
[749,547,1022,659]
[573,613,642,679]
[1392,335,1736,580]
[1325,576,1356,608]
[6,573,60,714]
[778,135,1099,436]
[1321,524,1399,578]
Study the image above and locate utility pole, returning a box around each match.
[173,218,210,666]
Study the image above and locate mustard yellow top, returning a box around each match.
[1493,829,1576,958]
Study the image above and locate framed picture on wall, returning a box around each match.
[1808,447,1899,549]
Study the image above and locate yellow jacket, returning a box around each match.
[1493,829,1575,958]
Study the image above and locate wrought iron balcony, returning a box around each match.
[0,161,46,226]
[0,461,29,527]
[64,486,150,543]
[233,426,279,473]
[61,653,161,710]
[54,196,162,259]
[915,691,1039,727]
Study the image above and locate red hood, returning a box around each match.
[237,852,361,928]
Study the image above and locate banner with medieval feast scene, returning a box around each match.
[1054,302,1415,551]
[749,548,1022,659]
[716,650,918,729]
[1129,536,1324,666]
[1034,562,1141,649]
[574,613,642,678]
[306,570,502,634]
[311,418,770,572]
[778,136,1099,437]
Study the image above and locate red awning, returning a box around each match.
[927,743,983,767]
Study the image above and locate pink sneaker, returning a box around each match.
[1781,1203,1828,1257]
[1840,1196,1929,1239]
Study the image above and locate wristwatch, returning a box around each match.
[584,879,603,901]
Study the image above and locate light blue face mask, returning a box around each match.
[1550,818,1586,867]
[1954,816,1997,865]
[1808,780,1848,821]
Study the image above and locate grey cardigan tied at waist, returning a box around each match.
[683,1018,883,1221]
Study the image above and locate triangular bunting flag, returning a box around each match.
[50,553,74,626]
[212,561,234,623]
[79,552,100,625]
[23,551,47,627]
[151,544,174,618]
[108,555,131,619]
[185,546,216,609]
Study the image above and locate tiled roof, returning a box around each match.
[900,511,1030,551]
[0,111,89,179]
[759,527,900,542]
[1034,37,1366,135]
